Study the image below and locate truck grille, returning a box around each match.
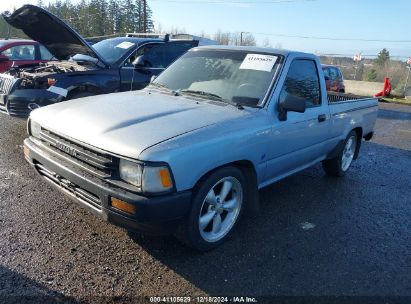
[0,74,16,94]
[35,162,102,211]
[39,128,118,178]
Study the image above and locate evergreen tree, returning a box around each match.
[376,48,390,66]
[366,69,378,82]
[1,0,156,38]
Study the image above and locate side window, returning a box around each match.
[142,44,166,68]
[39,45,54,60]
[279,59,321,108]
[124,43,165,68]
[1,45,35,60]
[164,42,194,67]
[323,67,330,79]
[335,68,342,80]
[329,68,338,81]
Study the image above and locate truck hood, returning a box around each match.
[30,90,251,159]
[3,5,106,64]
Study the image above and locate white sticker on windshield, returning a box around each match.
[116,41,135,49]
[239,54,277,72]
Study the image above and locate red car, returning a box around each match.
[322,64,345,93]
[0,39,53,73]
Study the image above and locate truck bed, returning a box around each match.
[327,92,374,104]
[327,92,379,141]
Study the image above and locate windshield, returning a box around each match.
[153,49,281,106]
[92,38,138,64]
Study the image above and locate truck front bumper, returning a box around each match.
[24,138,192,235]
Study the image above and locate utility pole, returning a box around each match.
[353,52,362,80]
[404,58,411,96]
[143,0,147,33]
[403,66,410,96]
[240,32,250,46]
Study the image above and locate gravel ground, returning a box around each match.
[0,102,410,303]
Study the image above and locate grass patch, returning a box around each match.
[381,97,411,105]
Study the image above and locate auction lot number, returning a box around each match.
[149,296,257,303]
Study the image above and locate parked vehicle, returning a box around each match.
[322,64,345,93]
[0,39,54,73]
[0,5,216,117]
[24,46,378,251]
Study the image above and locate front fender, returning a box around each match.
[138,116,271,192]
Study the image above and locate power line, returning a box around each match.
[318,53,410,59]
[254,32,411,43]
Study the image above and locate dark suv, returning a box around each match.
[322,64,345,93]
[0,5,216,117]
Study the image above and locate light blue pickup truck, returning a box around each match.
[24,46,378,250]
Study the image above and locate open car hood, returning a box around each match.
[3,5,106,64]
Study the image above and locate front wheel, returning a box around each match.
[177,166,247,251]
[322,130,358,177]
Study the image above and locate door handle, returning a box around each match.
[318,114,327,122]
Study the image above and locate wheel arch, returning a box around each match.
[352,127,363,159]
[192,160,260,213]
[66,84,103,99]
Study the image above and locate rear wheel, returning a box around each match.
[322,130,357,177]
[177,166,246,251]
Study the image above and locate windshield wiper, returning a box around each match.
[149,83,179,95]
[180,90,254,110]
[179,89,224,101]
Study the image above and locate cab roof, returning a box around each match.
[193,45,316,59]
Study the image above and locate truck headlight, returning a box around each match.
[29,119,41,139]
[119,159,143,188]
[119,159,173,193]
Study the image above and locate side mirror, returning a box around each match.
[132,55,145,68]
[278,94,306,121]
[0,55,9,62]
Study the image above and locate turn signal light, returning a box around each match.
[111,198,136,214]
[47,78,57,86]
[159,168,172,188]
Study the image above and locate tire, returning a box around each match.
[322,130,357,177]
[68,91,95,100]
[177,166,247,251]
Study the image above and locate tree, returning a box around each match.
[0,0,156,38]
[213,30,230,45]
[240,32,256,46]
[365,69,378,82]
[376,48,390,66]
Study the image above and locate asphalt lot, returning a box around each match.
[0,102,410,302]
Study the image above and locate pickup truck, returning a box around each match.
[23,45,378,251]
[0,5,215,117]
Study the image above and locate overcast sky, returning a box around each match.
[2,0,411,59]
